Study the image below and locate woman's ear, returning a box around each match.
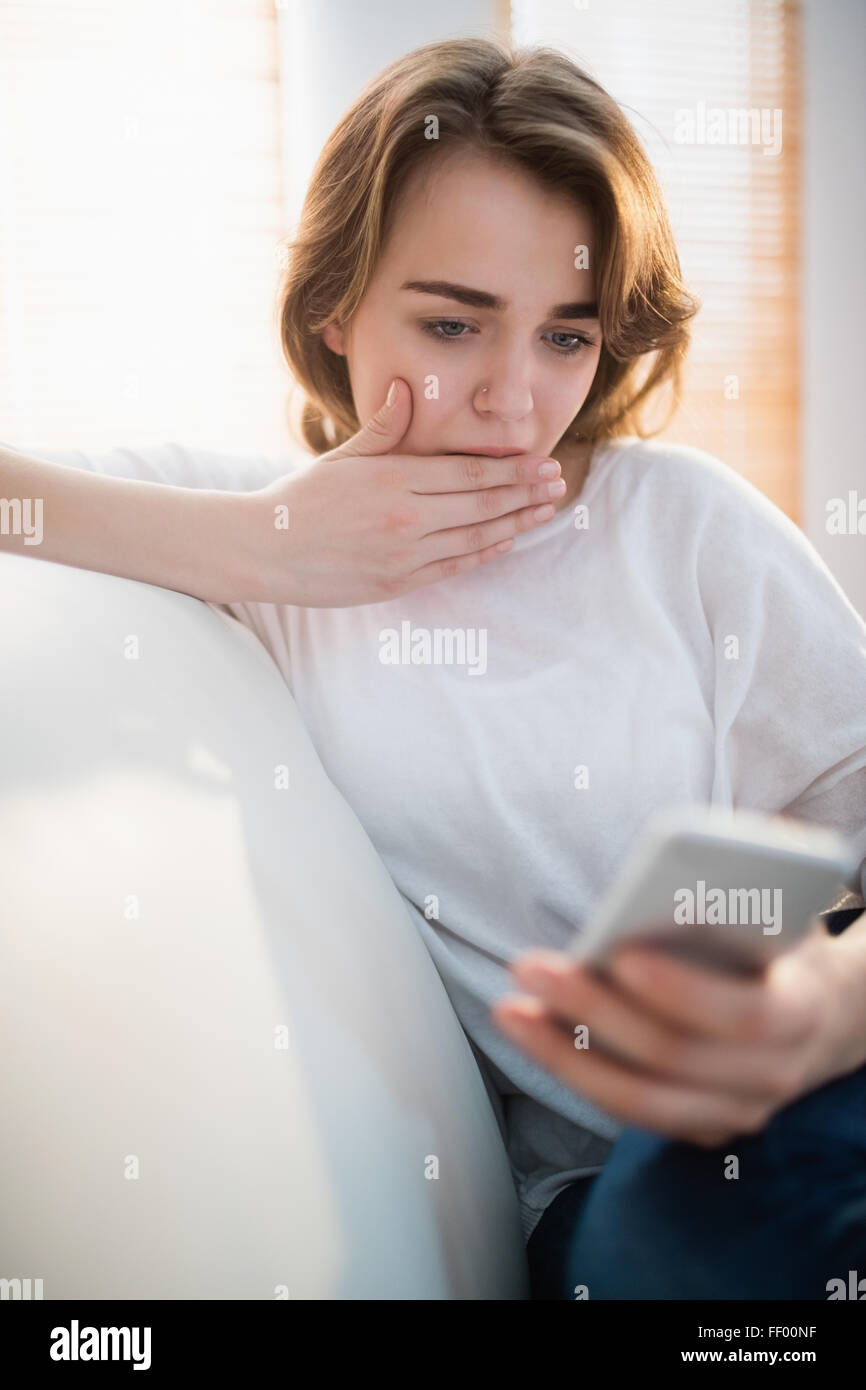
[321,321,346,355]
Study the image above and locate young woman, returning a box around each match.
[3,37,866,1301]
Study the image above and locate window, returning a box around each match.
[510,0,801,519]
[0,0,288,454]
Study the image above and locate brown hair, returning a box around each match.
[277,36,700,456]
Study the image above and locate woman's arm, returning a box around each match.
[1,381,567,608]
[0,445,261,602]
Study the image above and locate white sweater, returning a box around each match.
[15,433,866,1242]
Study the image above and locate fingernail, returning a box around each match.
[386,379,397,406]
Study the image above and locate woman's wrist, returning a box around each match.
[172,487,274,604]
[828,912,866,1071]
[228,485,301,606]
[81,479,264,604]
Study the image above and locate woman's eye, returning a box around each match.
[421,319,473,341]
[419,320,596,355]
[544,331,594,356]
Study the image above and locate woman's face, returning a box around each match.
[321,147,603,462]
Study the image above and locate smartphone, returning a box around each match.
[570,805,860,977]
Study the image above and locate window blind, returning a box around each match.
[509,0,801,520]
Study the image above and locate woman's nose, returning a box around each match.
[473,365,533,421]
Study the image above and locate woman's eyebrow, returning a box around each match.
[400,279,599,320]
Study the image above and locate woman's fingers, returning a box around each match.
[503,950,808,1104]
[404,450,560,494]
[491,995,774,1140]
[415,477,566,539]
[413,499,560,568]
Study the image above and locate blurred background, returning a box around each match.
[0,0,863,612]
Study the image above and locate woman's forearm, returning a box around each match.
[0,447,258,602]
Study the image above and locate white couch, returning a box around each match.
[0,551,529,1299]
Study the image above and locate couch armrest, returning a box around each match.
[0,553,527,1299]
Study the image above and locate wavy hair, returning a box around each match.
[277,36,700,456]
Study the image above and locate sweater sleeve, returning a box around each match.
[691,453,866,903]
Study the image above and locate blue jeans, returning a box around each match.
[526,912,866,1300]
